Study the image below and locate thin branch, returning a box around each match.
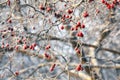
[38,35,120,54]
[20,4,44,15]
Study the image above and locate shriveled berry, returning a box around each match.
[50,64,56,72]
[83,11,89,18]
[45,44,51,50]
[44,52,51,59]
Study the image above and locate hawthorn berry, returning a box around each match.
[15,71,19,76]
[6,43,9,48]
[15,46,19,50]
[44,52,51,59]
[32,43,37,47]
[76,64,83,71]
[75,27,78,31]
[2,35,5,38]
[60,25,64,30]
[29,45,33,49]
[50,64,56,72]
[74,47,78,51]
[17,39,21,44]
[101,0,105,3]
[33,27,35,30]
[67,9,73,14]
[110,3,115,8]
[96,9,100,14]
[7,19,12,23]
[23,44,28,50]
[45,44,51,50]
[2,42,4,45]
[70,27,74,31]
[81,24,85,28]
[106,4,111,9]
[10,28,13,31]
[46,7,51,12]
[76,21,81,27]
[76,49,81,54]
[55,12,61,18]
[39,4,45,10]
[76,31,84,37]
[113,0,117,4]
[83,11,89,18]
[7,0,10,6]
[65,15,70,18]
[1,45,4,48]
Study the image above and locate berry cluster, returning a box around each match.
[101,0,120,9]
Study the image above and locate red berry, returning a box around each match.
[81,24,85,28]
[1,45,4,48]
[76,21,81,27]
[46,7,51,12]
[33,27,35,30]
[7,0,10,6]
[7,19,12,23]
[2,42,4,45]
[96,9,100,14]
[65,15,70,18]
[110,3,115,8]
[76,64,83,71]
[75,47,78,51]
[23,44,28,50]
[60,25,64,30]
[75,26,78,31]
[67,9,73,14]
[39,4,45,10]
[2,35,5,38]
[113,0,117,4]
[15,46,19,50]
[50,64,56,72]
[76,49,81,54]
[83,11,89,18]
[32,43,37,47]
[70,27,74,31]
[44,52,51,59]
[17,39,21,44]
[106,4,111,9]
[6,43,9,48]
[76,31,84,37]
[101,0,105,3]
[69,15,72,19]
[29,45,33,49]
[15,71,19,76]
